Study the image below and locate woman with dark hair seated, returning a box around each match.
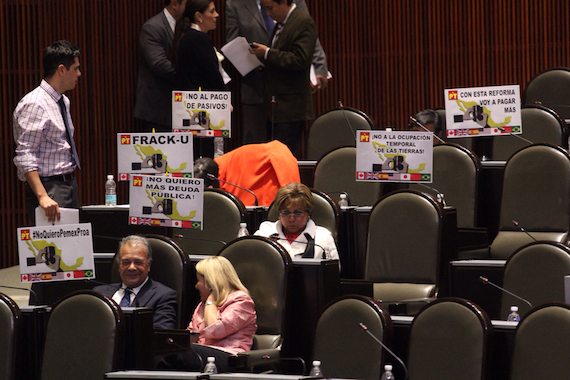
[255,182,339,261]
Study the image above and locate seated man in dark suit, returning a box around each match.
[93,235,178,329]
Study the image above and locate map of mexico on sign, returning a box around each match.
[129,175,204,229]
[117,133,194,181]
[172,91,231,137]
[356,130,433,183]
[18,224,95,283]
[444,85,522,138]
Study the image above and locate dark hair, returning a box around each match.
[194,157,219,188]
[43,40,81,79]
[270,0,293,4]
[171,0,212,66]
[409,109,443,136]
[164,0,186,7]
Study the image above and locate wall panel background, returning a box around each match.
[1,0,569,268]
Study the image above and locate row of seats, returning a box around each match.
[316,295,570,380]
[156,171,570,319]
[5,289,570,380]
[315,142,570,255]
[0,289,126,380]
[306,67,570,164]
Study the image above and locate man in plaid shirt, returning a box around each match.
[13,40,82,224]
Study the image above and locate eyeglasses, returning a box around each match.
[120,259,147,267]
[279,210,307,218]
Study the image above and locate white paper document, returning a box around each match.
[220,37,262,77]
[35,207,79,226]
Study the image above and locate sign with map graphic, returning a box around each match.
[172,90,232,137]
[117,133,193,181]
[129,175,204,229]
[445,85,522,137]
[356,130,433,183]
[17,223,95,283]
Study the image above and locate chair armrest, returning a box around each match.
[154,329,198,356]
[383,297,437,316]
[228,348,281,369]
[339,279,374,298]
[458,227,490,252]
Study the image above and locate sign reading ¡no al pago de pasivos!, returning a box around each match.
[172,90,231,137]
[444,85,522,138]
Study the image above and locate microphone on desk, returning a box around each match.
[416,183,446,207]
[174,234,227,247]
[207,174,259,207]
[271,95,276,140]
[479,276,533,309]
[409,116,446,145]
[84,278,118,288]
[512,220,537,241]
[359,322,409,380]
[0,285,38,306]
[269,233,329,259]
[339,100,356,138]
[497,127,534,144]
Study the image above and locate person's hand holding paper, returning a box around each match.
[220,37,262,77]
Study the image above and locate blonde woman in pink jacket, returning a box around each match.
[158,256,257,372]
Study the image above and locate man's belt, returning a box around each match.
[41,172,75,182]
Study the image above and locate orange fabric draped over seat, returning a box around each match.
[214,141,300,206]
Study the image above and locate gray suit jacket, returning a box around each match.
[225,0,327,105]
[93,277,178,329]
[133,10,178,126]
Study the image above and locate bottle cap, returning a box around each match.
[240,222,247,228]
[107,174,114,180]
[511,306,519,312]
[340,194,346,199]
[385,364,393,371]
[312,360,321,366]
[207,357,215,362]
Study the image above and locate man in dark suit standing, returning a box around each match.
[226,0,327,145]
[251,0,317,158]
[93,235,178,329]
[134,0,187,132]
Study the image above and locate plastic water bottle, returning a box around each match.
[381,364,395,380]
[237,222,249,237]
[203,356,218,374]
[338,194,349,208]
[507,306,520,322]
[105,175,117,206]
[309,360,323,377]
[322,245,331,260]
[214,137,224,158]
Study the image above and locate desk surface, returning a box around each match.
[451,259,506,267]
[391,315,518,330]
[106,371,316,380]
